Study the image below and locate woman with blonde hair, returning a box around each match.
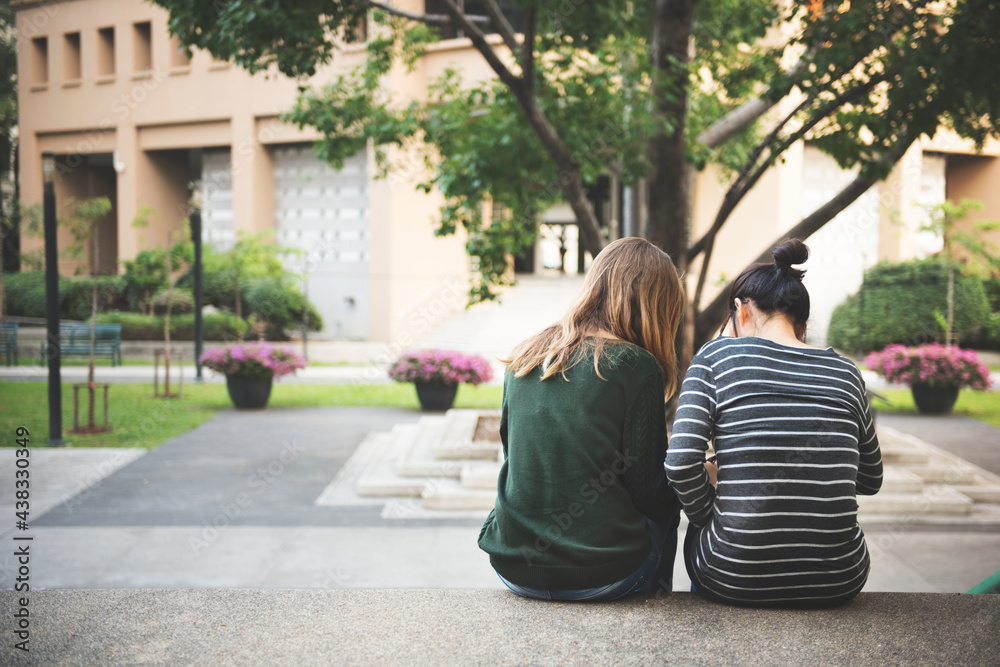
[478,237,685,601]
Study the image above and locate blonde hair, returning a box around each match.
[504,237,685,399]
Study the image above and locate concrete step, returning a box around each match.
[952,484,1000,504]
[422,478,497,511]
[904,465,978,485]
[880,467,925,494]
[461,461,503,490]
[880,444,931,466]
[434,409,502,460]
[857,486,973,515]
[357,425,432,497]
[396,416,465,478]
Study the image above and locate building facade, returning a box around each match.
[16,0,1000,346]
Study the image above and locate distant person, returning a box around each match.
[479,237,685,601]
[666,238,882,607]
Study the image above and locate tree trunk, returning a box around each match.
[164,253,173,397]
[88,230,98,428]
[946,260,955,346]
[646,0,699,374]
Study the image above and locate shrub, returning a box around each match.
[3,271,48,318]
[387,349,494,386]
[865,343,992,390]
[3,271,126,320]
[95,310,245,341]
[60,274,128,320]
[169,313,246,341]
[121,249,168,312]
[827,259,990,354]
[242,276,323,339]
[149,288,194,315]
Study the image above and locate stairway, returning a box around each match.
[316,411,1000,524]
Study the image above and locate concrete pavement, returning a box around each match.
[1,589,997,666]
[2,406,999,594]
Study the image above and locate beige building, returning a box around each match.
[16,0,1000,346]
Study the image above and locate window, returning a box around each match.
[425,0,525,41]
[345,12,368,44]
[63,32,81,81]
[133,21,152,72]
[31,37,49,85]
[169,34,190,69]
[97,26,115,77]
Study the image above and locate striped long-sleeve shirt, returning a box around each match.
[666,336,882,607]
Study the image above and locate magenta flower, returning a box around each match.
[865,343,992,391]
[199,343,307,381]
[387,349,494,387]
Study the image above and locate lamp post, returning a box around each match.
[42,152,64,446]
[191,209,204,381]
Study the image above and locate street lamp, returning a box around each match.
[42,152,64,446]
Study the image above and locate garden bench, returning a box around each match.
[0,321,16,366]
[41,323,122,366]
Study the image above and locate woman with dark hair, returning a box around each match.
[479,237,685,601]
[666,239,882,607]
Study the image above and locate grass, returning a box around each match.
[0,381,503,449]
[871,388,1000,429]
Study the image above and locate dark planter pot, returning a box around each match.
[415,382,458,411]
[226,375,273,410]
[911,383,960,415]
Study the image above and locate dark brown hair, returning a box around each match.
[724,238,810,337]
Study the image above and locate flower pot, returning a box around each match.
[415,382,458,411]
[226,375,273,410]
[911,383,959,415]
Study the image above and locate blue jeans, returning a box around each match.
[497,515,680,602]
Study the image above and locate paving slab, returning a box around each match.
[0,589,996,666]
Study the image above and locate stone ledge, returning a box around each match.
[2,589,997,665]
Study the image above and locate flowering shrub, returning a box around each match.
[200,342,307,381]
[387,349,494,387]
[865,344,992,390]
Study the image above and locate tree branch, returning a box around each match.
[689,61,901,268]
[434,0,606,256]
[696,0,934,150]
[366,1,489,26]
[522,4,536,95]
[694,135,915,339]
[481,0,520,56]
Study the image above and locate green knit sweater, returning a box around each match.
[478,339,681,590]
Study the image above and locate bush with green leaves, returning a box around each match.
[95,310,245,341]
[149,287,194,315]
[242,276,323,340]
[3,271,126,320]
[121,248,169,313]
[827,259,990,354]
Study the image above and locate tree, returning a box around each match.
[132,207,191,397]
[153,0,1000,359]
[918,198,999,345]
[58,196,114,432]
[0,0,21,320]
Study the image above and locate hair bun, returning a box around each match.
[772,238,808,280]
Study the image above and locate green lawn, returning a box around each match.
[0,381,503,449]
[871,388,1000,429]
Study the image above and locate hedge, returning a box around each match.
[3,271,127,320]
[94,311,245,341]
[827,259,991,354]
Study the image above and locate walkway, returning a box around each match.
[2,407,999,593]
